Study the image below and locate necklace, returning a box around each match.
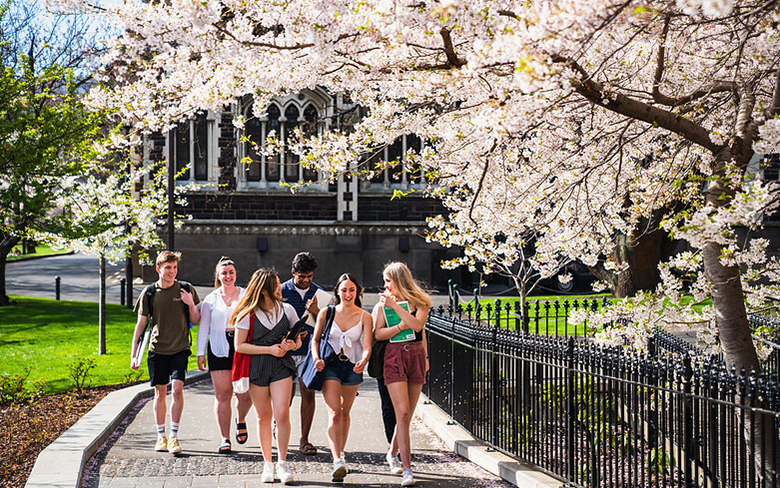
[222,287,239,306]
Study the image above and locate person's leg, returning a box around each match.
[170,379,185,424]
[321,380,345,461]
[387,380,415,469]
[153,384,168,427]
[336,383,360,457]
[298,379,317,451]
[167,350,189,441]
[235,390,252,440]
[211,370,233,441]
[269,377,294,461]
[249,385,274,462]
[377,377,397,446]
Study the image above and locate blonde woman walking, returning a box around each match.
[231,268,302,484]
[372,262,431,487]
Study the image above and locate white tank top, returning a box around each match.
[328,310,365,363]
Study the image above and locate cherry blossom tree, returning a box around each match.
[45,0,780,374]
[34,160,200,354]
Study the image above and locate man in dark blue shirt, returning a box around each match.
[281,251,322,456]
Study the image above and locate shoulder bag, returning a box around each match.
[367,339,387,378]
[231,313,254,394]
[300,305,336,391]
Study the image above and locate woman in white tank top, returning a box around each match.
[310,273,373,483]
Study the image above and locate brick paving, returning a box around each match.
[81,378,513,488]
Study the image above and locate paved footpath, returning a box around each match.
[81,377,512,488]
[13,254,562,487]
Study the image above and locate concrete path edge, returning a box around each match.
[416,394,565,488]
[24,370,209,488]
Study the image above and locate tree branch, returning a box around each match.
[769,65,780,118]
[552,54,720,152]
[440,28,466,68]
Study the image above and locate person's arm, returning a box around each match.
[196,300,212,371]
[354,312,373,373]
[383,292,428,332]
[373,302,396,341]
[311,307,328,371]
[130,314,147,369]
[181,287,201,325]
[306,285,324,317]
[305,298,320,318]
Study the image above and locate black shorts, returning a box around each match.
[148,349,190,386]
[207,331,236,371]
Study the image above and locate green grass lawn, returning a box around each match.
[6,244,70,261]
[454,293,712,335]
[1,296,200,395]
[450,294,612,335]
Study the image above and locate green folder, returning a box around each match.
[385,301,415,342]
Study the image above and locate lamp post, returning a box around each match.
[167,156,175,251]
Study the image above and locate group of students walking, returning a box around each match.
[129,251,431,486]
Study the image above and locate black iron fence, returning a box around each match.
[749,308,780,383]
[425,304,780,488]
[444,295,610,337]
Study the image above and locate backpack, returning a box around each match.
[145,280,192,324]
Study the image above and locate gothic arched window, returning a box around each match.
[240,99,324,188]
[168,112,214,183]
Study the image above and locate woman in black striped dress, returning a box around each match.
[232,268,302,485]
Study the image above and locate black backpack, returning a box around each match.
[144,280,192,324]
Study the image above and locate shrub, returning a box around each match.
[67,357,96,391]
[0,369,45,404]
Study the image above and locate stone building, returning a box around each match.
[138,88,462,290]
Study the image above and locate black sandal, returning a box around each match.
[235,421,248,444]
[218,438,232,454]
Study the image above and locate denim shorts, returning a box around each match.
[322,356,363,386]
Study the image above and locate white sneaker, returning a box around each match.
[331,460,347,482]
[401,468,415,486]
[261,461,274,483]
[276,460,294,484]
[386,452,403,474]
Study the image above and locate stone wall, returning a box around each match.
[168,220,465,290]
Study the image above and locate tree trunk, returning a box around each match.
[0,234,21,306]
[706,145,779,486]
[590,212,680,298]
[125,254,133,310]
[99,254,107,355]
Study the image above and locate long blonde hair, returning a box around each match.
[383,262,432,310]
[230,268,280,326]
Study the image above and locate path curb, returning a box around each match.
[416,394,565,488]
[24,370,209,488]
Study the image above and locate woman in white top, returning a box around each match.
[196,257,252,454]
[231,268,302,485]
[311,273,373,483]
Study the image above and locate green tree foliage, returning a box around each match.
[0,55,104,306]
